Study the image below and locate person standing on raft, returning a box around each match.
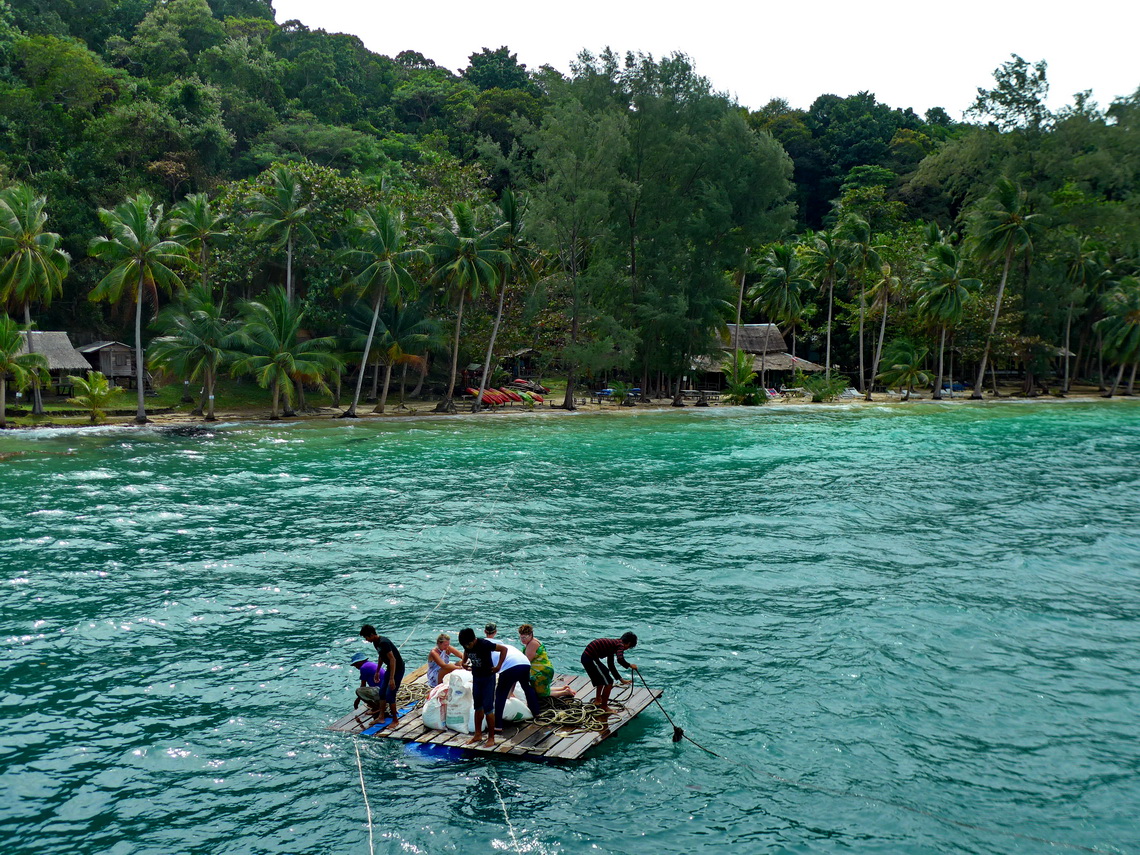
[458,627,507,748]
[359,624,405,727]
[581,632,638,710]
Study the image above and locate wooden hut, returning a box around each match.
[78,341,135,385]
[693,323,824,386]
[503,348,542,380]
[17,332,93,395]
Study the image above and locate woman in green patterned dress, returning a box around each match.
[518,624,576,699]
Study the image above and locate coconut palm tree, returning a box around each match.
[865,263,902,401]
[474,189,532,413]
[336,205,421,418]
[750,243,812,385]
[800,229,847,381]
[0,184,70,415]
[66,370,125,423]
[89,192,191,424]
[230,287,341,419]
[838,215,883,393]
[1096,277,1140,397]
[0,312,48,428]
[169,193,229,298]
[247,166,313,304]
[967,178,1044,399]
[915,243,981,400]
[878,339,933,401]
[1059,234,1107,394]
[149,286,240,421]
[427,202,506,412]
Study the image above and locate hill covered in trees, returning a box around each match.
[2,0,1139,416]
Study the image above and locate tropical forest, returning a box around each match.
[2,0,1139,424]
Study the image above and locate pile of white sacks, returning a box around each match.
[421,670,533,733]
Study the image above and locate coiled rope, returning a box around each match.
[634,670,1117,855]
[532,697,628,734]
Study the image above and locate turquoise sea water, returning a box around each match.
[2,401,1139,855]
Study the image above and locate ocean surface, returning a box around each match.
[2,401,1138,855]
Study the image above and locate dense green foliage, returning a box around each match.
[2,1,1138,414]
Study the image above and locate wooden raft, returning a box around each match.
[328,672,663,761]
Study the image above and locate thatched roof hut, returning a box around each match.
[722,324,786,353]
[694,324,824,375]
[18,332,91,374]
[693,351,824,374]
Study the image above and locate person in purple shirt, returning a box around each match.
[350,652,387,715]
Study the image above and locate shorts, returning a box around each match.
[471,673,496,712]
[356,686,382,707]
[383,663,406,704]
[581,654,617,688]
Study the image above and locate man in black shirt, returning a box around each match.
[359,624,406,727]
[458,627,507,748]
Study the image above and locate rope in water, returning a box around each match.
[634,670,1116,855]
[487,766,523,855]
[353,738,375,855]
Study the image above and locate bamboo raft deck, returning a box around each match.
[328,672,663,761]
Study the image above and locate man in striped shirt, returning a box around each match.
[580,632,638,710]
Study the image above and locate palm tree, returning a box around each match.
[475,189,533,413]
[750,243,812,386]
[89,192,191,424]
[915,243,981,400]
[336,205,421,418]
[247,166,313,304]
[371,299,440,413]
[427,202,506,412]
[149,286,240,421]
[801,229,847,381]
[169,193,229,298]
[0,312,48,428]
[1096,277,1140,397]
[0,184,70,415]
[865,263,901,401]
[967,178,1044,399]
[838,215,882,393]
[230,286,341,419]
[1060,234,1106,394]
[878,339,932,401]
[66,370,125,423]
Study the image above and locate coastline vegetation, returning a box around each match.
[1,0,1139,425]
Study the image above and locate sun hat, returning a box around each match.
[350,652,368,665]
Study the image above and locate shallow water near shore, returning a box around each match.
[2,401,1139,854]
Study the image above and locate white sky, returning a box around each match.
[272,0,1138,119]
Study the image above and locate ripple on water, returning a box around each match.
[1,402,1138,854]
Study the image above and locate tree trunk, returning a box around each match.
[435,294,464,413]
[857,281,866,393]
[286,234,294,304]
[825,276,834,381]
[561,289,580,411]
[1062,299,1074,395]
[201,243,209,293]
[990,362,1000,396]
[411,356,427,399]
[205,369,217,421]
[22,305,45,416]
[1105,362,1126,397]
[369,357,380,402]
[134,282,148,424]
[1128,362,1138,396]
[399,363,409,407]
[972,248,1013,399]
[948,340,955,399]
[932,325,947,401]
[344,290,383,417]
[733,258,747,371]
[270,377,281,419]
[867,296,889,402]
[1097,331,1106,391]
[375,362,394,414]
[1,376,7,428]
[671,373,685,407]
[475,284,507,413]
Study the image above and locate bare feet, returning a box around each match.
[383,716,399,728]
[484,738,496,748]
[465,734,483,745]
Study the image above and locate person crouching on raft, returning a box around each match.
[458,627,507,748]
[350,653,387,715]
[359,624,405,727]
[581,632,638,710]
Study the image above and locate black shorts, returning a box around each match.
[581,654,616,688]
[471,673,496,712]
